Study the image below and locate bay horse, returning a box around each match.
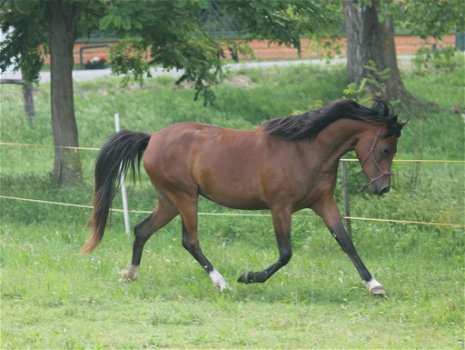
[82,99,406,295]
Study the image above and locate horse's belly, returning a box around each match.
[201,193,268,210]
[200,191,268,210]
[197,175,267,210]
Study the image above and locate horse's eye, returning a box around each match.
[382,146,390,154]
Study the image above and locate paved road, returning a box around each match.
[1,56,413,83]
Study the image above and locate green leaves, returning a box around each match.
[342,60,392,104]
[0,0,340,104]
[109,39,151,84]
[413,46,460,74]
[0,0,47,83]
[0,0,106,83]
[100,0,340,105]
[384,0,464,40]
[99,1,149,32]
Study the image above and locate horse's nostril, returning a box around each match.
[380,186,390,195]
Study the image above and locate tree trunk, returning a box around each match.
[47,0,82,184]
[343,0,408,101]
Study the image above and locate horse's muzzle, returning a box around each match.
[369,182,390,196]
[378,185,390,195]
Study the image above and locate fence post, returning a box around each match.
[21,67,35,121]
[341,160,352,237]
[114,113,131,235]
[22,83,35,121]
[0,77,34,121]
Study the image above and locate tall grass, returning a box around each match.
[1,62,463,349]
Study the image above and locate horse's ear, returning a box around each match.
[390,116,408,137]
[399,119,409,129]
[393,115,408,129]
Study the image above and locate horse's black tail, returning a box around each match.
[81,130,151,253]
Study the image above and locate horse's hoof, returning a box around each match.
[364,278,386,296]
[371,285,386,296]
[120,266,139,282]
[119,271,135,283]
[209,269,229,291]
[237,271,253,284]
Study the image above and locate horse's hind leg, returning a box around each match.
[177,196,228,290]
[238,206,292,284]
[121,197,178,281]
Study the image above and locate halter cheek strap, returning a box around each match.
[359,130,392,191]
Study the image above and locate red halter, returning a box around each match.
[359,129,392,191]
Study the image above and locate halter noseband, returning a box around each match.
[359,129,392,191]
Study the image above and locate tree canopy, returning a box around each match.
[389,0,464,39]
[101,0,339,104]
[0,0,105,82]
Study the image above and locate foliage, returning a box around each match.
[413,46,461,74]
[362,60,390,95]
[404,54,465,110]
[343,78,370,105]
[108,38,151,84]
[101,0,339,104]
[342,60,391,105]
[0,0,47,82]
[343,0,463,102]
[0,0,105,83]
[389,0,465,39]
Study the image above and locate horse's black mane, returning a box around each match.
[262,99,400,140]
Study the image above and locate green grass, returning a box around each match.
[1,220,462,348]
[1,62,464,349]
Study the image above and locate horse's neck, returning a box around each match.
[309,119,374,165]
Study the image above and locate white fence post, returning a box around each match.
[114,113,131,235]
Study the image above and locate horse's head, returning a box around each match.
[355,116,407,195]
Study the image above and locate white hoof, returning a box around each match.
[209,269,229,291]
[364,278,386,295]
[120,266,139,282]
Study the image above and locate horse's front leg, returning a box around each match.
[238,206,292,284]
[313,197,385,295]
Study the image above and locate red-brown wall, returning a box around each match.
[44,35,456,65]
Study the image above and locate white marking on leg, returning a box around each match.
[120,265,139,282]
[209,269,228,291]
[129,265,139,280]
[364,278,385,295]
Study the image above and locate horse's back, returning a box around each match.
[142,122,270,208]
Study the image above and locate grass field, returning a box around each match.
[1,59,464,349]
